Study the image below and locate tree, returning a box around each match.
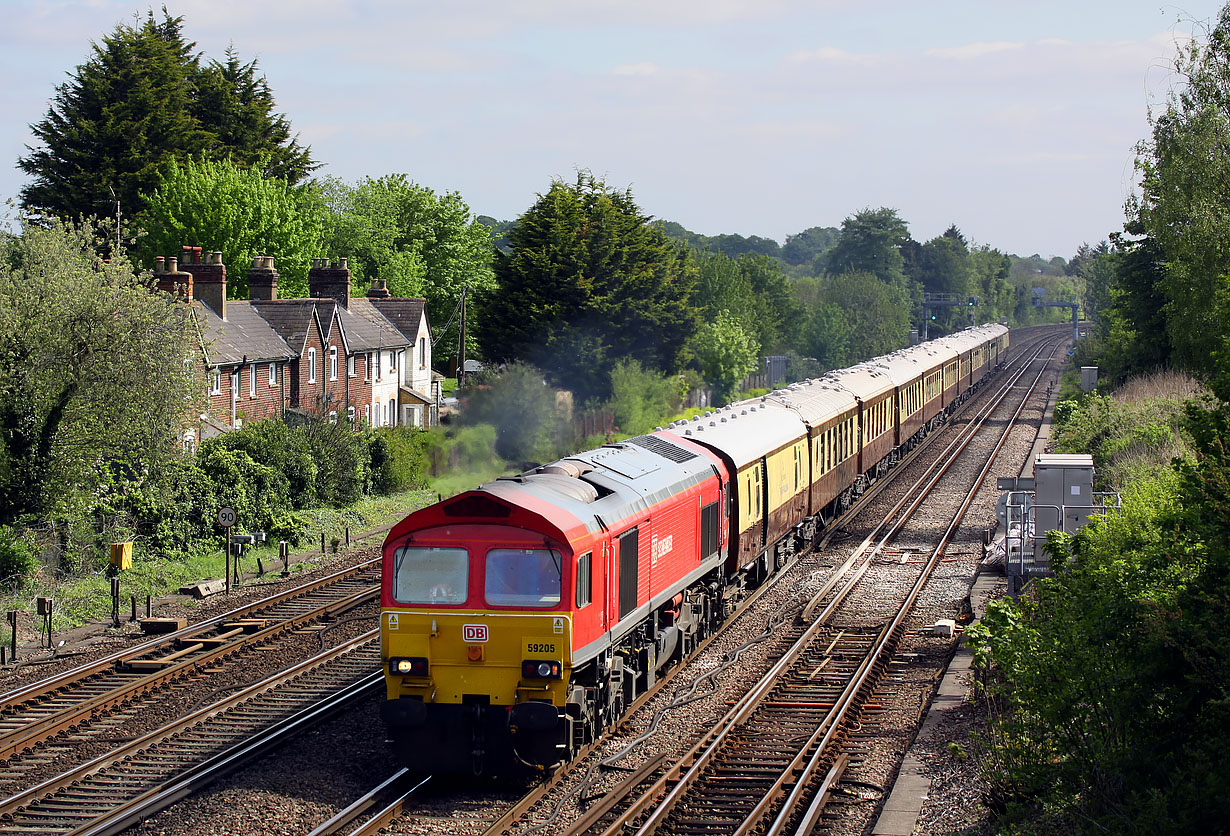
[481,171,698,402]
[18,10,314,223]
[320,175,495,369]
[693,252,801,357]
[823,271,912,360]
[821,207,912,288]
[1133,5,1230,374]
[137,156,323,298]
[781,226,839,267]
[457,363,563,465]
[0,217,200,525]
[691,312,759,405]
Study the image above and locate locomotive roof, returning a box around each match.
[474,435,720,535]
[664,402,806,468]
[759,378,857,426]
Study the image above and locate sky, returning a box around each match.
[0,0,1222,259]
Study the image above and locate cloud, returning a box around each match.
[924,41,1024,60]
[613,62,659,76]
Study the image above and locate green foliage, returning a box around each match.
[300,418,371,506]
[17,10,313,222]
[692,252,801,356]
[690,312,760,406]
[0,526,38,589]
[137,156,323,298]
[318,175,495,367]
[369,426,431,494]
[197,443,292,537]
[970,373,1230,834]
[0,216,199,526]
[457,363,564,464]
[781,226,839,266]
[480,171,698,402]
[608,359,679,436]
[821,271,912,361]
[822,207,912,288]
[204,419,318,508]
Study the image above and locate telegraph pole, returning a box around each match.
[457,285,468,387]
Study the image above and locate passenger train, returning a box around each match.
[379,324,1010,775]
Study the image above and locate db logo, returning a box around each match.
[462,624,488,643]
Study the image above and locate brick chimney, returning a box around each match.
[191,250,227,319]
[248,255,279,301]
[154,255,193,302]
[366,278,391,299]
[309,257,351,309]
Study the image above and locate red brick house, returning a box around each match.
[154,249,436,446]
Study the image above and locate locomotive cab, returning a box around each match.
[381,523,575,776]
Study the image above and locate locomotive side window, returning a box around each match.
[485,548,562,607]
[576,552,592,608]
[701,501,719,558]
[391,546,468,605]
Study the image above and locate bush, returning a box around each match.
[370,427,431,494]
[197,444,293,536]
[608,359,678,436]
[300,418,371,506]
[206,418,318,508]
[458,363,563,464]
[0,525,37,589]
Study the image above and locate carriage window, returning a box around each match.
[576,552,592,608]
[391,546,468,605]
[486,548,562,607]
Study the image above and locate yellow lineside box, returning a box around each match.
[109,541,133,571]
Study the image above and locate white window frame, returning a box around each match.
[388,350,396,375]
[328,410,338,425]
[329,345,338,381]
[419,337,426,369]
[308,347,317,384]
[374,351,380,381]
[347,405,356,426]
[268,363,277,386]
[347,355,355,378]
[249,363,257,397]
[231,369,239,398]
[364,403,371,425]
[210,369,221,396]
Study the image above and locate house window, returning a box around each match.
[308,347,317,384]
[231,369,239,398]
[249,364,257,397]
[364,404,371,425]
[269,363,277,385]
[388,398,396,426]
[329,346,338,381]
[210,369,221,396]
[419,337,426,369]
[347,405,356,426]
[374,352,380,381]
[388,351,396,375]
[348,355,355,378]
[328,410,338,425]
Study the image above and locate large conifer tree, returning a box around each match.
[17,11,314,223]
[480,172,698,402]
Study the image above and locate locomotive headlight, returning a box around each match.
[389,656,429,676]
[521,659,562,679]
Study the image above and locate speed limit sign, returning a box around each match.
[217,506,238,529]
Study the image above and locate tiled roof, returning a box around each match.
[249,299,321,353]
[367,297,428,343]
[338,299,412,352]
[194,301,293,366]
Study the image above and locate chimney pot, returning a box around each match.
[155,256,165,273]
[168,256,178,273]
[339,257,348,269]
[252,256,262,268]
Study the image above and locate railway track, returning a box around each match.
[0,631,382,836]
[0,558,381,795]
